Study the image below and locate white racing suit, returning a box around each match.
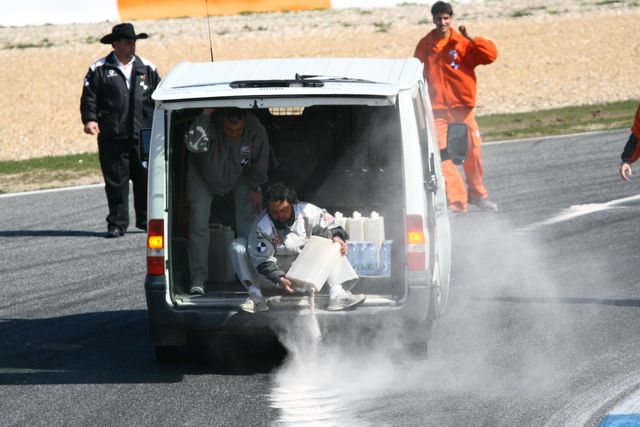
[230,202,358,292]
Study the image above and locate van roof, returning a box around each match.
[153,57,423,101]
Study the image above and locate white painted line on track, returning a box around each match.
[0,183,102,199]
[520,193,640,233]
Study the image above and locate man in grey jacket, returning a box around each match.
[185,107,270,295]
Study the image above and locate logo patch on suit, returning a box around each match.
[257,241,268,253]
[240,145,250,166]
[448,49,460,70]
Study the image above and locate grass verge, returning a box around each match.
[0,153,101,194]
[0,99,636,194]
[477,99,636,141]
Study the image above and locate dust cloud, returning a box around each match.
[267,214,585,425]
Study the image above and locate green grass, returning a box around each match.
[0,100,637,193]
[477,100,637,141]
[0,152,99,174]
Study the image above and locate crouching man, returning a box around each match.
[229,183,366,313]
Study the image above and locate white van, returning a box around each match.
[142,57,467,361]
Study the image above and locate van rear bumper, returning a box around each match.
[145,275,433,346]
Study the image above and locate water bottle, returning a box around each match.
[379,240,392,276]
[346,241,361,274]
[360,241,377,275]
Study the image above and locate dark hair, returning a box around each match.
[220,107,246,124]
[431,1,453,17]
[264,182,298,204]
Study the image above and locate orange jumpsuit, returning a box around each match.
[414,28,498,211]
[621,103,640,164]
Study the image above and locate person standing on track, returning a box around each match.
[414,1,498,214]
[80,23,160,238]
[619,103,640,181]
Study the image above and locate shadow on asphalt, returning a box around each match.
[0,229,106,238]
[0,310,286,385]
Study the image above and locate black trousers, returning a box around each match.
[98,138,147,231]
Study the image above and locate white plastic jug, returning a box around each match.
[286,236,342,292]
[208,223,236,283]
[364,211,385,272]
[364,211,385,248]
[334,211,347,228]
[346,211,365,241]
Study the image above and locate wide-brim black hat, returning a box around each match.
[100,23,149,44]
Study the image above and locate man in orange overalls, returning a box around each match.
[619,103,640,181]
[414,1,498,213]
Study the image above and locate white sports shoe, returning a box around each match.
[326,290,366,311]
[239,294,269,314]
[189,280,205,296]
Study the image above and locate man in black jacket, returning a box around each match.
[80,23,160,238]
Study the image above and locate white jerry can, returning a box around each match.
[364,211,385,247]
[207,223,236,283]
[286,236,342,292]
[364,211,385,272]
[346,211,365,241]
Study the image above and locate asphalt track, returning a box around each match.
[1,129,639,426]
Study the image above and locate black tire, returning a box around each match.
[154,345,182,363]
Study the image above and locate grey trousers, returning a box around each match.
[187,182,258,282]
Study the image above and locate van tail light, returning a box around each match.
[406,214,427,271]
[147,219,165,276]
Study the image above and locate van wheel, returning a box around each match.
[403,341,429,360]
[155,345,182,363]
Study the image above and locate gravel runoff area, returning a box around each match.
[0,0,638,165]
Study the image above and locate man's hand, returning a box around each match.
[278,277,294,293]
[83,121,100,135]
[246,189,263,213]
[620,162,633,181]
[333,236,347,256]
[458,25,475,41]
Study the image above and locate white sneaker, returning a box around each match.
[239,294,269,314]
[189,280,205,296]
[326,291,366,311]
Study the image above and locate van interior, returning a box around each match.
[167,104,410,306]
